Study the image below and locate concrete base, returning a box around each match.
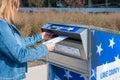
[26,64,48,80]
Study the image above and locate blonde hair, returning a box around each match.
[0,0,20,23]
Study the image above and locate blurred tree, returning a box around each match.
[28,0,47,7]
[20,0,29,7]
[20,0,120,7]
[50,0,57,7]
[65,0,85,7]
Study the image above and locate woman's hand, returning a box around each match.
[45,42,55,51]
[41,32,55,51]
[41,32,53,41]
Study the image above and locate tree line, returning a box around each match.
[21,0,120,8]
[21,0,86,7]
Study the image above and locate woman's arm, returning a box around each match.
[24,34,42,47]
[0,21,48,63]
[24,32,53,48]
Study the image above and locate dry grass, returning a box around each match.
[16,11,120,37]
[16,11,120,67]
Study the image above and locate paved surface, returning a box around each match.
[26,64,48,80]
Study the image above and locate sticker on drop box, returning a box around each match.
[55,44,81,56]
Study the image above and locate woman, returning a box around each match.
[0,0,55,80]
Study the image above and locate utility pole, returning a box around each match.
[60,0,62,7]
[105,0,108,7]
[57,0,62,7]
[88,0,92,7]
[48,0,51,7]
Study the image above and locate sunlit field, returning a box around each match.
[16,11,120,67]
[17,11,120,37]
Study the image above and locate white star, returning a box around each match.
[54,78,58,80]
[80,74,86,79]
[54,77,60,80]
[92,30,95,36]
[68,27,74,31]
[58,27,63,29]
[115,55,119,61]
[64,70,72,80]
[54,74,61,80]
[109,38,115,49]
[114,55,120,64]
[96,44,103,56]
[91,69,96,78]
[102,62,108,71]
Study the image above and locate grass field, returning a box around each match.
[17,11,120,37]
[16,11,120,67]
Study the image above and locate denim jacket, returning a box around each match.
[0,19,48,80]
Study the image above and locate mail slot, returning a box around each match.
[41,23,89,77]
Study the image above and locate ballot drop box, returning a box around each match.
[41,23,120,80]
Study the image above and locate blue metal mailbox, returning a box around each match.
[90,30,120,80]
[41,23,120,80]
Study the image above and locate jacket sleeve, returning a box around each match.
[24,34,42,47]
[0,21,48,63]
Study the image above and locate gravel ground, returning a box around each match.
[28,60,46,67]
